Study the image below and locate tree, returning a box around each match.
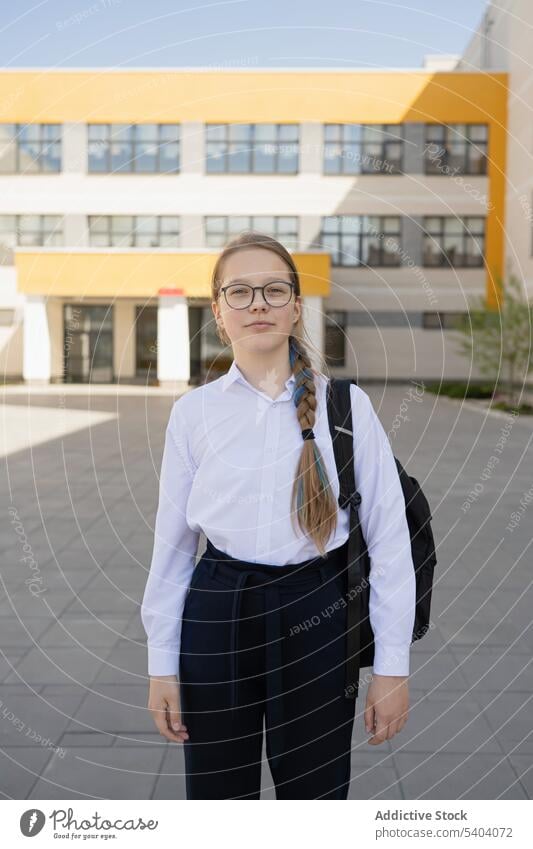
[451,271,533,409]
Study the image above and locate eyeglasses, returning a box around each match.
[219,281,296,309]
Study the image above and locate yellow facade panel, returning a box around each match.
[14,251,331,299]
[0,70,506,124]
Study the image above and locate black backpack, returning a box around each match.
[326,377,437,699]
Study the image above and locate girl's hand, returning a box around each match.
[364,674,409,745]
[147,675,189,743]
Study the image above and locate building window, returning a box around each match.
[205,124,299,173]
[88,124,180,173]
[325,311,346,367]
[422,312,468,329]
[0,214,63,264]
[205,216,298,249]
[323,124,403,175]
[320,215,402,267]
[424,124,488,175]
[422,216,485,267]
[0,124,61,173]
[88,216,180,247]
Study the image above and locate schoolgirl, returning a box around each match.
[141,231,416,800]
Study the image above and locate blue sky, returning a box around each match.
[2,0,488,68]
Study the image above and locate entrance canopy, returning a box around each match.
[15,248,331,299]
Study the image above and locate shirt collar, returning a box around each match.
[221,359,297,395]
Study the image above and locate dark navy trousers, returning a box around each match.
[179,537,357,800]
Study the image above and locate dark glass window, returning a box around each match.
[424,124,488,175]
[324,124,403,174]
[320,215,402,266]
[422,216,485,267]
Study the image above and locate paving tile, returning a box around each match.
[507,755,533,798]
[450,646,533,692]
[0,691,84,749]
[394,752,528,799]
[31,747,163,799]
[93,645,151,684]
[3,646,113,686]
[468,691,533,753]
[64,684,153,736]
[389,689,504,754]
[153,744,187,799]
[39,615,130,648]
[0,747,53,799]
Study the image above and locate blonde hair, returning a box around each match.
[211,230,338,557]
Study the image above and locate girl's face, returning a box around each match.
[212,247,302,355]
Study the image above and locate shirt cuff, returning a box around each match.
[147,644,180,677]
[372,641,411,676]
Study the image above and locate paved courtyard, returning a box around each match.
[1,381,532,800]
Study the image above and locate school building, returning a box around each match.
[0,64,507,387]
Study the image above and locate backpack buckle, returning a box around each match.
[339,491,361,511]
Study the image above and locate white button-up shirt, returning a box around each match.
[141,360,416,678]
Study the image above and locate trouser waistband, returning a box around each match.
[202,536,348,582]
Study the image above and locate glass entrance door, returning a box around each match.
[63,304,114,383]
[135,305,157,382]
[189,305,232,384]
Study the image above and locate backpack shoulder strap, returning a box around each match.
[326,375,364,699]
[326,376,361,511]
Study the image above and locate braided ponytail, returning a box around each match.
[289,335,338,557]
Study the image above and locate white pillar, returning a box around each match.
[302,295,325,372]
[62,122,87,174]
[180,122,204,175]
[23,296,51,383]
[114,301,136,380]
[299,122,323,174]
[157,293,190,389]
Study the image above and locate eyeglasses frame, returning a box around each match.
[218,281,297,309]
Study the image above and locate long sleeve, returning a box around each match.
[141,400,200,676]
[350,384,416,676]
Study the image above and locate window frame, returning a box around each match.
[87,124,180,174]
[422,311,468,330]
[204,215,299,248]
[424,123,488,176]
[0,123,62,173]
[323,123,404,175]
[205,123,300,174]
[320,215,403,267]
[0,213,63,263]
[87,215,180,247]
[422,216,485,268]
